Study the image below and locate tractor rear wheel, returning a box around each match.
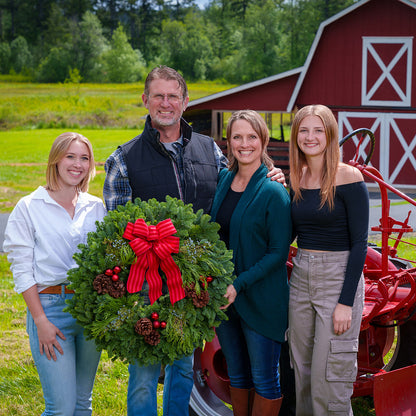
[189,346,232,416]
[369,255,416,372]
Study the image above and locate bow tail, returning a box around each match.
[126,255,146,293]
[146,252,163,305]
[162,257,185,304]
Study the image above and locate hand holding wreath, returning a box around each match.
[65,197,235,366]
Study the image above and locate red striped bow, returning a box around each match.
[123,218,185,305]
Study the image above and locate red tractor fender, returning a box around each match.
[373,365,416,415]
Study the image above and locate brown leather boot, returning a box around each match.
[252,392,283,416]
[248,387,255,414]
[230,386,254,416]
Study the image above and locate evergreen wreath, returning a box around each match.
[65,196,235,366]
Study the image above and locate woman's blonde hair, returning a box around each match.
[289,104,339,210]
[226,110,274,172]
[46,132,95,192]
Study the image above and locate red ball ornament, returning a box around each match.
[153,320,160,329]
[113,266,122,274]
[151,312,159,321]
[111,274,119,282]
[160,321,167,329]
[206,276,213,283]
[105,269,114,276]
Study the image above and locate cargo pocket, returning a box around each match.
[326,338,358,382]
[328,400,350,415]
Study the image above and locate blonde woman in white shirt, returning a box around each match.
[3,132,106,416]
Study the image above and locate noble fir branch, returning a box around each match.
[93,306,136,337]
[164,309,186,344]
[103,236,136,265]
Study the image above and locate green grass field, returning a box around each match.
[0,77,235,130]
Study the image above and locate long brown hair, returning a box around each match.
[46,132,95,192]
[226,110,274,172]
[289,104,339,210]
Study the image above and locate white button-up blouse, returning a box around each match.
[3,186,106,294]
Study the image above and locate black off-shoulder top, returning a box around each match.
[291,181,369,306]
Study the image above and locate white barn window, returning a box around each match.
[361,36,413,107]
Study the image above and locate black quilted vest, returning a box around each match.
[121,116,218,214]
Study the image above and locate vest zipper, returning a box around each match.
[157,138,184,202]
[170,158,184,201]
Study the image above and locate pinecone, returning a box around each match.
[94,274,126,298]
[192,290,210,308]
[108,279,126,298]
[135,318,153,336]
[144,330,161,346]
[185,282,209,308]
[93,274,111,294]
[184,282,197,298]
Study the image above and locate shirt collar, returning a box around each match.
[162,136,184,154]
[33,186,87,208]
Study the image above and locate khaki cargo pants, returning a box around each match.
[288,249,364,416]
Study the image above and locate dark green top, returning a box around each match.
[210,164,292,342]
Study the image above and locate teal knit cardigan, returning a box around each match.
[210,164,292,342]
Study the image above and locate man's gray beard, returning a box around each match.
[153,115,181,128]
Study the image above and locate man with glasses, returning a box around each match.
[104,65,285,416]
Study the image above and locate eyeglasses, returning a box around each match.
[148,94,182,103]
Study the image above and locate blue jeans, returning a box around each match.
[27,293,101,416]
[127,354,194,416]
[216,306,282,399]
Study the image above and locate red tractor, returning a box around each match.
[189,129,416,416]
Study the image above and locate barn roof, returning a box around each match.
[186,67,303,113]
[286,0,416,112]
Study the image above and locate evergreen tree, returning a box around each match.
[36,46,72,82]
[10,35,32,73]
[0,41,11,73]
[159,10,214,80]
[103,24,147,82]
[72,11,108,81]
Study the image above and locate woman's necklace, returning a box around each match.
[231,175,250,192]
[230,181,247,192]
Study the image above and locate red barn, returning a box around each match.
[184,0,416,191]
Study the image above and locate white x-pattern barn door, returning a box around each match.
[337,35,415,189]
[339,112,416,188]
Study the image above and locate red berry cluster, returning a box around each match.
[150,312,167,330]
[200,276,213,289]
[104,265,122,282]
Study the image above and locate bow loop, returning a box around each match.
[122,218,185,305]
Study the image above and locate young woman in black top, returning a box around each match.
[288,105,369,416]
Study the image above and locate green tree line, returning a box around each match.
[0,0,355,83]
